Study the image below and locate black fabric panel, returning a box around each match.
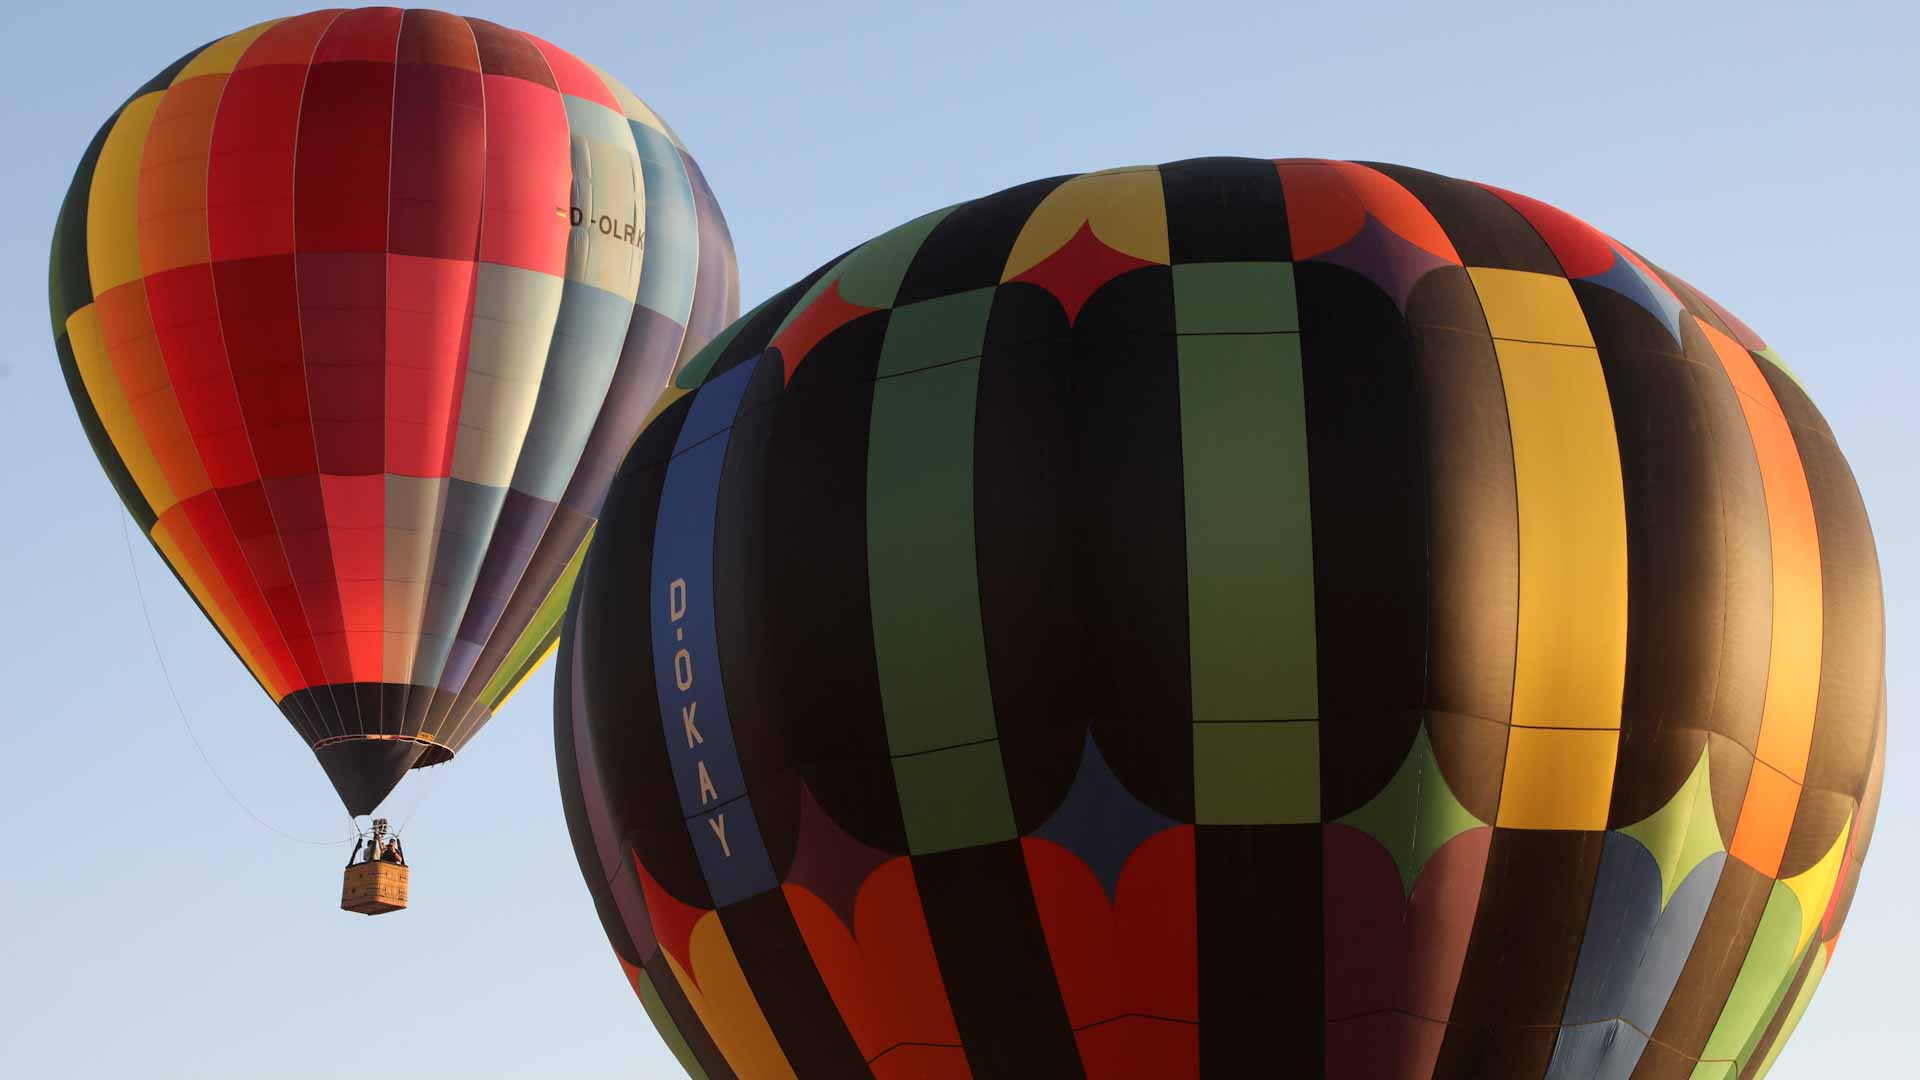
[894,175,1071,306]
[553,610,640,965]
[1760,362,1885,878]
[1578,284,1726,828]
[642,950,738,1080]
[1404,270,1517,821]
[755,315,907,855]
[1433,829,1607,1079]
[713,352,805,873]
[974,286,1086,831]
[711,275,819,383]
[1295,262,1428,818]
[717,891,870,1077]
[1364,162,1562,274]
[1072,271,1195,823]
[913,842,1083,1078]
[1638,857,1776,1074]
[1160,156,1290,264]
[579,397,712,902]
[1197,824,1322,1075]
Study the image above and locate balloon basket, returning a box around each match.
[341,860,409,916]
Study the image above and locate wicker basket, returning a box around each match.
[341,861,409,915]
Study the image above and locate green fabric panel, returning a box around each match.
[1734,941,1816,1072]
[892,742,1018,854]
[834,206,956,308]
[1619,744,1724,907]
[634,966,708,1080]
[1178,331,1317,724]
[1751,943,1828,1079]
[1173,262,1298,334]
[1335,725,1484,893]
[875,288,995,376]
[1194,720,1319,824]
[481,526,595,710]
[1693,881,1805,1073]
[1753,346,1803,388]
[867,358,995,755]
[768,205,959,340]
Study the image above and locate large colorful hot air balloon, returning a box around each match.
[557,158,1884,1078]
[52,9,738,817]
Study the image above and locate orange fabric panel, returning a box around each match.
[1705,324,1822,784]
[1730,762,1801,878]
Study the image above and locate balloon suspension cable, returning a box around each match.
[118,507,354,847]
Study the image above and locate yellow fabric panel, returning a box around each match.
[95,281,210,509]
[1705,324,1823,782]
[150,515,285,700]
[492,639,559,711]
[658,912,799,1080]
[66,305,175,511]
[1497,726,1620,830]
[1783,812,1852,953]
[1002,166,1169,280]
[87,92,163,295]
[1494,338,1628,732]
[1468,268,1597,347]
[137,73,226,274]
[174,18,281,81]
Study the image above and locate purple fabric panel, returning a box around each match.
[680,150,740,357]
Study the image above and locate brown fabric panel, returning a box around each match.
[1432,830,1607,1079]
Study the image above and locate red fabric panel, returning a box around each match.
[264,474,351,681]
[390,53,484,260]
[387,254,474,477]
[310,5,402,65]
[145,265,254,489]
[297,252,386,475]
[1021,828,1199,1036]
[1322,824,1493,1079]
[478,73,570,275]
[176,489,299,690]
[218,480,326,688]
[213,257,312,479]
[1478,184,1616,279]
[521,32,619,108]
[235,10,343,70]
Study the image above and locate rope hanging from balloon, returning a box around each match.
[118,505,356,847]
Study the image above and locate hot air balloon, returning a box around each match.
[557,158,1884,1078]
[49,8,738,842]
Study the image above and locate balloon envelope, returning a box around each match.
[51,8,738,815]
[558,158,1883,1079]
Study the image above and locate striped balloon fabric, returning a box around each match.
[51,8,737,814]
[559,159,1883,1079]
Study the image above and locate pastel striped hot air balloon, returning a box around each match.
[557,159,1883,1079]
[51,8,737,816]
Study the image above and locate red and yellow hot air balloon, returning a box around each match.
[50,8,737,819]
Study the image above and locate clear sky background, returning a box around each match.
[1,2,1913,1077]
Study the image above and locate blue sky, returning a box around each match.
[1,1,1913,1076]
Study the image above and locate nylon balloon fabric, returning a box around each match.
[557,159,1883,1079]
[51,9,739,815]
